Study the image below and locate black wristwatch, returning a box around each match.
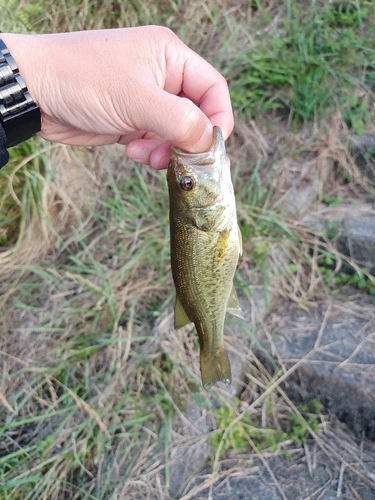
[0,38,41,147]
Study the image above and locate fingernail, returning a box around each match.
[126,146,148,164]
[191,123,213,153]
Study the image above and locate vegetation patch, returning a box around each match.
[227,1,375,131]
[1,0,375,498]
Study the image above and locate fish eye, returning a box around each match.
[180,176,194,191]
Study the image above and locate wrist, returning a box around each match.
[0,33,41,103]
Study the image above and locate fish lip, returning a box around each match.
[169,149,215,168]
[169,126,224,164]
[209,126,225,154]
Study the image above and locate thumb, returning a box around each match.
[135,88,213,152]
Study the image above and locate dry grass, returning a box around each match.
[0,142,97,283]
[1,0,375,498]
[1,130,374,497]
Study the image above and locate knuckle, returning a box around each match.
[148,25,176,41]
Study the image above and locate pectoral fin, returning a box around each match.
[174,295,193,330]
[226,285,244,319]
[192,206,225,231]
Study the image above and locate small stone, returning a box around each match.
[349,135,375,183]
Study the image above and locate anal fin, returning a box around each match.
[226,284,244,319]
[174,295,193,330]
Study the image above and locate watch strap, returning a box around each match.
[0,38,41,147]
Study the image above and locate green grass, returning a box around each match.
[226,1,375,130]
[5,0,178,32]
[0,164,181,499]
[0,138,50,247]
[209,397,322,456]
[1,0,375,498]
[3,0,375,132]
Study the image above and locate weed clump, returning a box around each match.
[1,0,375,498]
[228,1,375,130]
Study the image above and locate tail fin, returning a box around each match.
[200,347,231,389]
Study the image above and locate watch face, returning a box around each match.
[2,104,41,147]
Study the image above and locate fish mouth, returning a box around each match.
[170,126,225,166]
[210,126,225,154]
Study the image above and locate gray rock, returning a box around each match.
[168,405,214,498]
[255,298,375,439]
[349,135,375,183]
[302,203,375,273]
[190,475,281,500]
[284,157,334,215]
[188,447,375,499]
[340,213,375,272]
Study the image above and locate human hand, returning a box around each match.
[2,27,233,169]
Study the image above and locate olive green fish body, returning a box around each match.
[167,127,242,388]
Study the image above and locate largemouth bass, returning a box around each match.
[167,126,243,388]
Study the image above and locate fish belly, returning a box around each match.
[170,218,238,387]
